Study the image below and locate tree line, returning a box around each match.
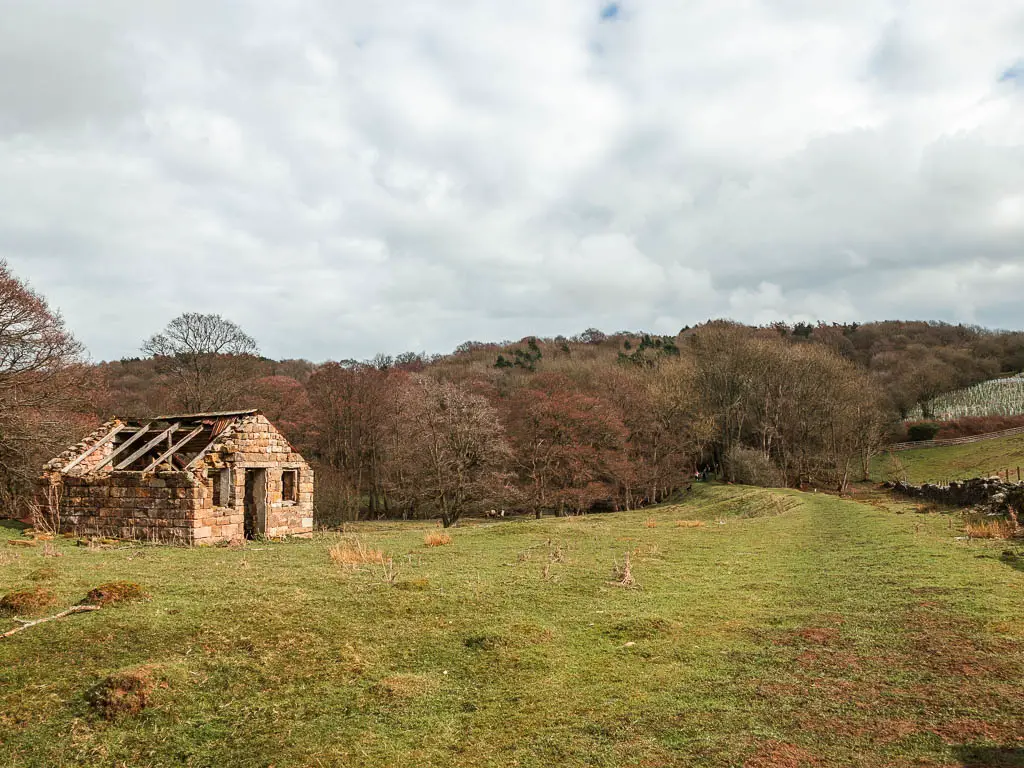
[4,259,1024,525]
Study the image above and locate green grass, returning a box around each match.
[2,485,1024,767]
[872,432,1024,484]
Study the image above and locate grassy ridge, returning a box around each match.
[2,486,1023,767]
[872,432,1024,484]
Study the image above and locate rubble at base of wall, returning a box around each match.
[883,477,1024,514]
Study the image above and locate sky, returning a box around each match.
[1,1,1022,362]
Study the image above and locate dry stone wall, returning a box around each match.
[885,477,1024,514]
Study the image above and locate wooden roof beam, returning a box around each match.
[114,423,181,470]
[61,424,124,473]
[141,425,206,473]
[91,423,153,473]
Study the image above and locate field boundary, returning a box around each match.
[888,424,1024,452]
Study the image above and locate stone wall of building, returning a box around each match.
[197,413,313,542]
[54,470,203,543]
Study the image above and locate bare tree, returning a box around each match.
[142,313,258,412]
[384,376,511,527]
[0,261,88,515]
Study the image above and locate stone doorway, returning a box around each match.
[243,468,267,539]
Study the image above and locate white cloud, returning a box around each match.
[0,0,1022,361]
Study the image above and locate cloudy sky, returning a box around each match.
[2,1,1023,362]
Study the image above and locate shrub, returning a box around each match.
[883,453,907,483]
[424,532,452,547]
[906,422,941,442]
[0,587,57,616]
[723,446,785,488]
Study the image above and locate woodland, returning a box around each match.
[4,259,1024,526]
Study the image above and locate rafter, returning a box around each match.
[91,424,153,473]
[142,425,205,473]
[114,423,181,470]
[61,424,123,473]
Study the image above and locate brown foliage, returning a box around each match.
[964,518,1017,539]
[383,376,511,527]
[141,312,259,412]
[929,414,1024,440]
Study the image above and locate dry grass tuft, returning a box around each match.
[611,551,636,588]
[85,666,158,720]
[643,519,657,528]
[675,520,706,528]
[964,518,1017,539]
[424,532,452,547]
[41,542,61,558]
[83,581,149,607]
[0,587,57,616]
[329,538,385,567]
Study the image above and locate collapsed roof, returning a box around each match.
[59,409,258,475]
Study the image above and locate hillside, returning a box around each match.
[3,486,1024,767]
[872,432,1024,484]
[907,375,1024,421]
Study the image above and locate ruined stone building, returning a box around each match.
[41,410,313,544]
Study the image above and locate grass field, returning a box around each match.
[872,432,1024,484]
[3,485,1024,767]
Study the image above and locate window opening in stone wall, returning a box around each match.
[282,469,297,502]
[211,469,230,507]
